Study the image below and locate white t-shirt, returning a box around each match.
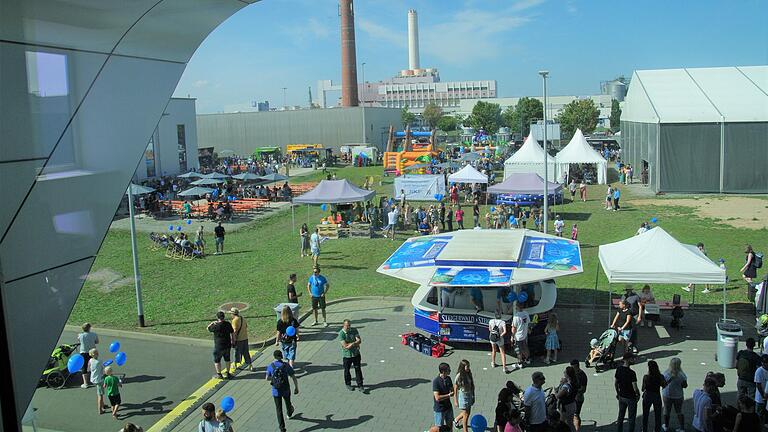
[488,319,505,336]
[512,311,530,341]
[387,210,398,225]
[755,366,768,403]
[554,219,564,233]
[523,385,547,425]
[763,337,768,356]
[89,358,104,384]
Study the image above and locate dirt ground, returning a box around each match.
[631,196,768,229]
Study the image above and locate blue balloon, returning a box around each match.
[221,396,235,413]
[67,353,84,374]
[651,217,658,223]
[388,198,394,205]
[115,352,127,366]
[176,226,182,231]
[508,216,515,223]
[506,291,518,303]
[186,219,192,225]
[286,326,296,337]
[518,291,529,303]
[109,341,120,353]
[320,204,327,211]
[168,225,174,231]
[103,359,114,367]
[470,414,488,432]
[490,207,496,213]
[434,194,440,200]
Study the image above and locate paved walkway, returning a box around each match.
[162,298,754,432]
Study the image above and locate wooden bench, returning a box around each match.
[612,299,690,310]
[317,224,340,239]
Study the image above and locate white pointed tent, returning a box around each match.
[555,129,608,184]
[598,227,726,284]
[503,133,557,181]
[448,164,488,184]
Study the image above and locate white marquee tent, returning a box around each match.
[503,133,557,181]
[555,129,608,184]
[598,227,726,284]
[448,164,488,184]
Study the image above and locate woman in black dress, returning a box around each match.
[740,245,757,299]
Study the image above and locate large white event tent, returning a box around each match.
[598,227,726,284]
[448,164,488,184]
[555,129,608,184]
[503,133,557,181]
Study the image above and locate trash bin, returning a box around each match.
[715,319,743,368]
[274,303,301,321]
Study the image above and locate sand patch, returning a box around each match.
[85,268,133,293]
[630,196,768,229]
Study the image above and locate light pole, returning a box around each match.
[282,87,287,108]
[126,185,145,327]
[539,70,549,234]
[361,62,367,143]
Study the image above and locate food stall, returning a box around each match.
[377,230,582,351]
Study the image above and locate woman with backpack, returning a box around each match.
[642,360,667,432]
[555,366,580,432]
[453,359,475,432]
[488,311,509,372]
[740,245,760,299]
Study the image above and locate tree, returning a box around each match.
[610,99,622,132]
[401,105,416,129]
[557,99,600,140]
[436,115,459,132]
[502,97,543,138]
[468,101,502,132]
[422,102,443,129]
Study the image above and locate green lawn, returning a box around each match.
[69,165,766,339]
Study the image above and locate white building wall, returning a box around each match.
[135,98,198,180]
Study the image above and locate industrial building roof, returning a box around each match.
[622,66,768,123]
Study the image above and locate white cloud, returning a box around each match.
[193,80,209,88]
[307,17,331,38]
[286,17,333,44]
[511,0,546,12]
[357,18,407,49]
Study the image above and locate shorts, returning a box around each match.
[195,239,204,246]
[311,296,326,310]
[457,391,474,410]
[281,342,297,361]
[108,394,122,406]
[95,383,105,396]
[80,352,91,374]
[213,347,231,363]
[311,247,320,257]
[215,237,224,245]
[515,338,529,357]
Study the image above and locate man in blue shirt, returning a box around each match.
[496,287,514,314]
[307,267,329,326]
[470,287,484,312]
[266,350,299,432]
[613,186,621,211]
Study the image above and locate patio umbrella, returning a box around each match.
[232,172,263,181]
[125,183,155,195]
[202,172,229,179]
[191,178,226,186]
[259,173,289,183]
[177,171,203,179]
[178,186,215,197]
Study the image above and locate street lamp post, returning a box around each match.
[361,62,367,144]
[539,70,549,234]
[127,186,145,327]
[282,87,287,108]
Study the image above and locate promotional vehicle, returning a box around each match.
[377,230,583,349]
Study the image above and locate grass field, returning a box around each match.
[68,165,767,339]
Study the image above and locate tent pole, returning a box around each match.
[608,287,612,327]
[593,263,601,309]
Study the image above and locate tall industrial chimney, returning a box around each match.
[340,0,359,107]
[407,9,420,70]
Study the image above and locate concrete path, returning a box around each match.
[28,328,213,432]
[162,298,754,432]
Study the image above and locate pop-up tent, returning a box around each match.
[555,129,608,184]
[488,173,563,195]
[503,133,557,181]
[598,227,726,284]
[448,164,488,184]
[293,179,375,204]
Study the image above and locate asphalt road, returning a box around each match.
[29,329,213,432]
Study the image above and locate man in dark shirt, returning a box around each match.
[432,362,454,427]
[571,359,589,430]
[207,311,234,379]
[286,273,299,303]
[611,300,636,355]
[214,222,226,255]
[472,200,480,228]
[736,337,761,400]
[615,353,639,432]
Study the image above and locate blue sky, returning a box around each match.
[174,0,768,113]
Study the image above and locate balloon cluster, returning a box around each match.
[67,340,128,374]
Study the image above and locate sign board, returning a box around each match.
[394,175,446,201]
[429,267,513,287]
[519,237,582,271]
[380,236,452,270]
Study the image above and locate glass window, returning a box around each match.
[145,131,156,177]
[177,124,187,172]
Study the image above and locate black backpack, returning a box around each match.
[270,361,288,389]
[754,252,764,269]
[490,322,501,342]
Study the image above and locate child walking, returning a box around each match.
[103,366,122,419]
[571,224,578,241]
[216,408,235,432]
[544,313,560,364]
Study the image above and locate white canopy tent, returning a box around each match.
[503,133,557,181]
[555,129,608,184]
[448,164,488,184]
[598,227,726,284]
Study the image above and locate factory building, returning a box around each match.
[621,66,768,193]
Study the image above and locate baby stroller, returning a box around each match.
[585,329,619,370]
[39,343,79,389]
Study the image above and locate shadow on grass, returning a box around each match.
[557,212,592,221]
[293,413,373,432]
[323,264,368,270]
